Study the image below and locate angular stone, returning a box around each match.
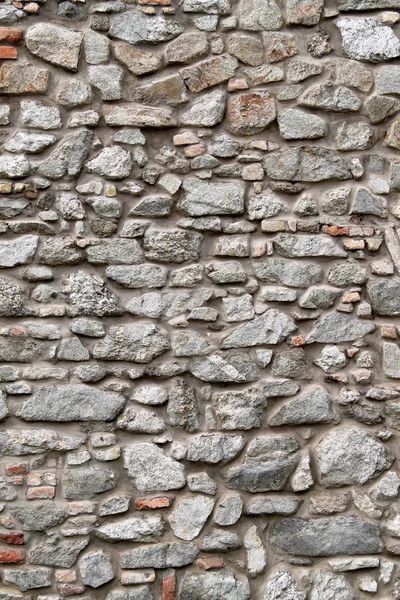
[385,114,400,150]
[96,516,165,542]
[0,236,38,267]
[270,516,383,556]
[37,130,93,180]
[180,54,237,93]
[0,429,84,456]
[0,63,49,95]
[299,287,341,309]
[57,78,93,107]
[253,257,322,288]
[80,551,114,588]
[262,568,306,600]
[314,346,347,373]
[121,543,198,569]
[263,31,298,62]
[169,496,215,540]
[335,121,375,151]
[179,571,250,600]
[383,342,400,378]
[93,324,169,362]
[263,147,351,181]
[221,309,296,349]
[278,108,327,139]
[227,34,263,66]
[21,100,61,130]
[182,0,230,12]
[113,43,161,76]
[214,387,267,430]
[287,59,322,82]
[106,265,167,288]
[63,468,116,499]
[179,180,244,217]
[0,337,51,363]
[132,74,188,106]
[328,261,368,286]
[167,378,200,432]
[143,230,202,263]
[238,0,283,31]
[180,89,226,127]
[225,435,300,492]
[105,588,153,600]
[19,384,125,422]
[123,443,185,492]
[366,95,400,124]
[269,387,335,426]
[310,571,356,600]
[26,23,83,71]
[85,239,143,265]
[315,428,393,486]
[30,539,89,568]
[307,313,375,343]
[202,528,241,552]
[11,502,66,531]
[246,496,301,516]
[286,0,323,25]
[214,495,243,525]
[110,12,183,44]
[300,82,361,112]
[336,17,400,62]
[165,32,208,64]
[86,146,132,180]
[104,104,176,128]
[275,234,346,258]
[88,65,123,101]
[0,155,30,179]
[339,0,400,6]
[117,406,165,434]
[84,31,110,65]
[4,132,56,154]
[62,271,122,317]
[368,279,400,316]
[187,434,245,464]
[191,351,259,383]
[229,91,276,135]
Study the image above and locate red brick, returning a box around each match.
[0,47,18,60]
[322,225,349,236]
[140,0,171,4]
[197,557,225,570]
[162,575,176,600]
[0,549,24,564]
[0,28,22,43]
[135,497,171,510]
[58,584,85,596]
[0,532,24,545]
[6,463,29,476]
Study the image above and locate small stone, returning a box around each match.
[214,495,243,525]
[80,551,114,588]
[169,496,215,540]
[228,91,276,135]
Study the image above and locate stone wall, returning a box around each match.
[1,0,400,597]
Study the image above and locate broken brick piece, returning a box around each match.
[6,463,29,476]
[135,497,171,510]
[0,549,24,564]
[0,28,22,43]
[0,47,18,60]
[197,557,225,570]
[0,532,24,545]
[162,574,176,600]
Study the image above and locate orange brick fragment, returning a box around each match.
[58,584,85,596]
[0,47,17,59]
[26,486,55,500]
[0,28,22,43]
[197,557,225,570]
[382,325,397,339]
[0,549,24,564]
[290,335,305,346]
[162,575,176,600]
[0,532,24,545]
[135,497,171,510]
[140,0,171,4]
[6,463,29,476]
[322,225,349,236]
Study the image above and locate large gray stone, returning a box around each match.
[63,468,116,499]
[238,0,282,30]
[274,234,347,258]
[307,313,376,343]
[339,0,400,7]
[120,543,198,569]
[86,239,143,265]
[269,387,335,426]
[180,90,226,127]
[96,516,165,542]
[80,551,114,588]
[26,23,83,71]
[368,278,400,316]
[315,428,393,486]
[3,568,52,592]
[123,443,185,492]
[37,130,93,179]
[225,435,300,492]
[191,351,260,382]
[30,539,89,568]
[270,516,383,556]
[214,387,267,430]
[117,406,166,434]
[286,0,323,25]
[262,568,306,600]
[110,12,183,44]
[187,434,245,464]
[86,146,132,180]
[179,571,250,600]
[221,309,297,348]
[167,378,200,432]
[310,571,356,600]
[169,496,215,540]
[263,147,351,181]
[0,429,85,455]
[5,132,56,153]
[107,265,168,289]
[19,384,125,421]
[179,180,245,216]
[336,17,400,62]
[104,104,176,128]
[11,502,66,531]
[92,324,170,362]
[62,271,122,317]
[252,258,322,287]
[299,82,361,112]
[143,230,202,263]
[278,108,327,140]
[0,155,30,178]
[0,235,38,267]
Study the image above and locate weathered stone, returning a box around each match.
[0,337,51,363]
[350,188,387,218]
[11,502,66,531]
[0,63,49,95]
[180,54,237,94]
[315,428,393,486]
[93,324,169,362]
[225,435,300,492]
[26,23,83,71]
[263,147,351,181]
[63,468,116,499]
[214,387,266,430]
[227,34,263,66]
[88,65,123,101]
[86,146,132,180]
[383,342,400,378]
[110,12,183,45]
[5,132,56,156]
[180,90,226,127]
[270,516,383,556]
[286,0,323,25]
[123,443,185,492]
[314,346,347,373]
[179,180,244,217]
[339,0,400,7]
[96,516,165,542]
[165,33,208,64]
[62,271,122,317]
[0,429,84,455]
[57,78,93,107]
[214,495,243,525]
[263,31,299,62]
[0,236,38,267]
[30,539,89,568]
[114,43,161,76]
[287,59,322,82]
[328,261,368,286]
[143,230,202,263]
[132,74,188,106]
[0,155,30,179]
[229,92,276,135]
[368,279,400,316]
[262,568,306,600]
[187,434,245,464]
[238,0,283,31]
[167,378,200,431]
[120,543,198,569]
[366,95,400,124]
[253,258,322,288]
[107,265,167,288]
[275,234,346,258]
[307,313,375,343]
[300,82,361,112]
[269,387,335,426]
[37,130,93,180]
[169,495,215,540]
[221,309,296,348]
[335,121,375,151]
[19,384,125,422]
[336,17,400,62]
[104,104,176,128]
[278,108,327,139]
[80,551,114,588]
[3,568,52,592]
[179,571,250,600]
[311,571,356,600]
[246,496,301,516]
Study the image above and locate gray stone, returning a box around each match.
[0,429,84,456]
[225,435,300,492]
[63,468,116,499]
[0,235,38,268]
[335,121,375,151]
[26,23,83,71]
[100,496,130,516]
[121,543,198,569]
[214,387,267,430]
[366,95,400,124]
[336,17,400,62]
[86,146,132,180]
[214,495,243,525]
[93,324,170,362]
[167,378,200,431]
[377,65,400,95]
[368,279,400,316]
[183,0,230,12]
[179,571,250,600]
[315,428,393,486]
[179,180,245,217]
[339,0,400,6]
[117,406,166,434]
[351,188,387,218]
[227,34,263,66]
[62,271,122,317]
[21,100,61,130]
[4,132,56,154]
[84,31,110,64]
[262,568,306,600]
[314,346,347,373]
[221,309,297,348]
[269,387,335,426]
[299,82,361,111]
[106,265,167,289]
[287,59,322,82]
[19,384,124,421]
[143,230,202,263]
[187,434,245,464]
[299,287,341,309]
[253,257,322,288]
[238,0,282,31]
[123,443,185,492]
[202,528,241,551]
[229,91,276,135]
[106,589,153,600]
[96,516,165,542]
[311,571,355,600]
[278,108,327,140]
[0,62,49,96]
[383,342,400,378]
[169,495,215,540]
[110,12,183,44]
[3,568,52,592]
[191,351,259,382]
[11,502,66,531]
[180,54,238,93]
[0,337,52,363]
[0,154,30,178]
[129,196,172,217]
[263,147,351,181]
[328,261,368,286]
[307,313,375,343]
[274,234,346,258]
[286,0,323,25]
[86,239,143,265]
[57,78,93,107]
[30,539,89,568]
[88,65,123,101]
[80,551,114,588]
[37,130,93,180]
[57,337,89,361]
[180,90,226,127]
[104,104,176,128]
[246,496,301,516]
[188,472,217,495]
[165,32,208,64]
[272,348,311,380]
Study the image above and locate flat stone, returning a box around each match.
[62,271,122,317]
[0,63,49,95]
[191,351,259,382]
[11,502,66,531]
[214,495,243,525]
[0,155,30,179]
[263,146,351,181]
[86,146,132,180]
[57,78,93,107]
[335,121,375,151]
[278,108,327,139]
[26,23,83,71]
[4,132,56,154]
[307,313,375,343]
[299,287,341,309]
[263,31,298,62]
[351,188,387,218]
[269,387,335,426]
[270,516,383,556]
[179,571,250,600]
[180,89,226,127]
[238,0,283,30]
[221,309,296,348]
[80,551,114,588]
[328,261,368,286]
[253,257,322,287]
[0,235,38,267]
[383,342,400,378]
[366,95,400,124]
[339,0,400,7]
[143,230,202,263]
[167,378,200,431]
[0,428,84,456]
[85,239,143,265]
[287,58,322,82]
[368,279,400,315]
[180,54,237,93]
[37,130,93,180]
[106,265,167,288]
[315,428,393,486]
[120,543,198,569]
[123,443,185,492]
[63,468,116,499]
[165,32,208,64]
[187,434,245,464]
[227,34,263,65]
[214,387,266,430]
[338,60,373,92]
[274,234,346,258]
[19,384,125,422]
[169,496,215,540]
[105,589,154,600]
[337,17,400,62]
[104,104,176,128]
[114,43,161,75]
[246,496,301,516]
[30,539,89,568]
[179,180,245,217]
[21,100,61,130]
[0,337,52,363]
[132,74,188,106]
[110,11,183,44]
[229,91,276,135]
[88,65,123,101]
[92,324,169,362]
[96,516,165,542]
[262,568,306,600]
[299,82,361,111]
[225,435,300,492]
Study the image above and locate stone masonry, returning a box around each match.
[2,0,400,598]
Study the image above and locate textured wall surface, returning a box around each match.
[2,0,400,598]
